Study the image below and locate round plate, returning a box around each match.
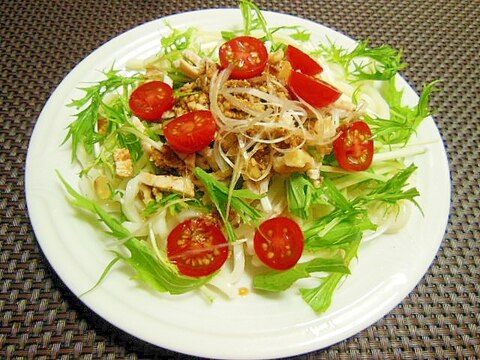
[25,9,450,359]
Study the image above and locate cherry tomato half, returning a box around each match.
[167,216,229,277]
[333,121,374,172]
[288,71,341,108]
[285,45,323,76]
[254,217,304,270]
[163,110,217,154]
[219,36,268,79]
[129,81,175,122]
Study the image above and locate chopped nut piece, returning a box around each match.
[113,148,134,178]
[173,82,210,117]
[268,48,284,64]
[273,149,315,174]
[94,175,110,200]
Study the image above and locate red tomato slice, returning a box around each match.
[333,121,374,171]
[254,217,304,270]
[129,81,175,122]
[285,45,323,76]
[288,71,341,108]
[167,216,229,277]
[219,36,268,79]
[163,110,217,154]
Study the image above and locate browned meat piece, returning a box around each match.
[141,173,195,197]
[150,145,187,173]
[246,145,271,180]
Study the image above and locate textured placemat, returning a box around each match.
[1,0,479,359]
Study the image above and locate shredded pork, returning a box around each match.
[141,48,351,191]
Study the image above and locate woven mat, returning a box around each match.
[1,0,479,358]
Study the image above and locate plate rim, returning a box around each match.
[25,8,451,359]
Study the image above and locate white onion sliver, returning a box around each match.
[122,173,145,223]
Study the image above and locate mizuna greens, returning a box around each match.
[61,0,439,313]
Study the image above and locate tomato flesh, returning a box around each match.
[288,71,341,108]
[163,110,217,154]
[167,216,229,277]
[333,121,374,171]
[129,81,175,122]
[285,45,323,76]
[219,36,268,79]
[254,217,304,270]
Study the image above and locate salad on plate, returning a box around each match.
[60,0,439,314]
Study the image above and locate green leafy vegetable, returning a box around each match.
[76,93,144,177]
[303,165,420,251]
[300,238,360,313]
[161,25,196,54]
[317,39,406,81]
[287,27,311,42]
[366,79,441,145]
[81,256,121,296]
[64,69,141,161]
[193,167,264,241]
[221,0,271,41]
[254,256,350,292]
[239,0,272,42]
[305,217,370,250]
[286,173,317,219]
[151,24,201,85]
[103,97,144,163]
[143,193,207,217]
[354,163,422,211]
[58,172,210,294]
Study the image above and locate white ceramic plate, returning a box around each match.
[25,9,450,359]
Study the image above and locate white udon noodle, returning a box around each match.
[120,171,248,298]
[108,50,412,300]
